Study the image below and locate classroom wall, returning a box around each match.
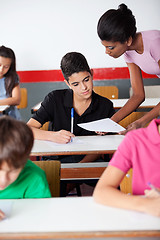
[1,0,160,121]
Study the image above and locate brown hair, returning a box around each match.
[0,116,34,168]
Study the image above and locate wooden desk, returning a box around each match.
[61,162,108,180]
[31,98,160,113]
[0,197,159,239]
[112,98,160,109]
[31,135,125,156]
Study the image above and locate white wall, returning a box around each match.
[1,0,160,71]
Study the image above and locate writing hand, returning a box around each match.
[52,130,75,144]
[144,188,160,198]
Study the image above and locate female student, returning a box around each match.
[0,116,51,220]
[27,52,115,163]
[0,45,21,119]
[97,3,160,133]
[93,118,160,217]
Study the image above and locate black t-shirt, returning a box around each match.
[32,89,115,136]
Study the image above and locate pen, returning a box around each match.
[70,108,74,142]
[147,182,160,195]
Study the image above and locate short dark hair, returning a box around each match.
[60,52,91,82]
[97,3,137,43]
[0,116,34,169]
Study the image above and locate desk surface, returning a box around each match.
[31,98,160,112]
[0,197,159,239]
[112,98,160,109]
[31,135,125,156]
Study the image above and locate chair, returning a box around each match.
[120,168,133,194]
[118,112,146,128]
[60,162,108,196]
[93,86,119,99]
[17,88,28,109]
[34,160,61,197]
[40,121,49,130]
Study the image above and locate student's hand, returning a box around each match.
[144,197,160,217]
[119,120,144,135]
[95,131,106,136]
[0,210,5,220]
[144,188,160,198]
[52,130,75,144]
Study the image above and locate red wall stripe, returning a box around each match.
[17,67,158,83]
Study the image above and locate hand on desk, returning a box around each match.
[144,188,160,198]
[0,209,5,220]
[52,130,75,144]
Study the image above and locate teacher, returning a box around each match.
[97,3,160,133]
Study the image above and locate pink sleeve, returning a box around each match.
[109,133,133,172]
[123,52,134,63]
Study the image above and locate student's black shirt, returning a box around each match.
[32,89,115,136]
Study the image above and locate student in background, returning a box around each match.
[93,118,160,217]
[97,3,160,134]
[0,116,51,220]
[0,45,21,120]
[27,52,115,164]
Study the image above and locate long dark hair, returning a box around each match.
[0,45,18,96]
[97,3,137,43]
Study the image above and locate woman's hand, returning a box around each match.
[119,120,144,135]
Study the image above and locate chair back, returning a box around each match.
[17,88,28,109]
[120,168,133,194]
[34,160,61,197]
[93,86,118,99]
[40,121,49,130]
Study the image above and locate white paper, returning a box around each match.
[0,200,13,219]
[77,118,125,133]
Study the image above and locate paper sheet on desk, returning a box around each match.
[0,200,13,219]
[78,118,125,133]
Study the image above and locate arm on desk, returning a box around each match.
[93,165,160,217]
[27,118,74,144]
[0,85,21,106]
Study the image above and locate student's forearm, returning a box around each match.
[93,186,160,216]
[29,126,53,141]
[0,97,20,106]
[111,95,144,123]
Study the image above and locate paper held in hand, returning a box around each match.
[77,118,125,133]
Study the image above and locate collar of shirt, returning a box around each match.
[63,89,98,116]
